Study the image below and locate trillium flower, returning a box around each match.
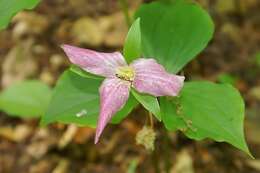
[61,44,185,143]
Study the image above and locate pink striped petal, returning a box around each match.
[131,58,185,97]
[95,78,131,143]
[61,44,127,78]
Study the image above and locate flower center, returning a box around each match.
[115,66,135,82]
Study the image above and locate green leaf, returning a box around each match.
[131,89,161,121]
[160,97,187,131]
[41,70,137,127]
[123,18,142,63]
[217,73,237,85]
[161,81,251,156]
[135,0,214,73]
[70,65,103,80]
[0,80,52,118]
[0,0,41,30]
[41,70,101,127]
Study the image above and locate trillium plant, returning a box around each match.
[0,0,252,157]
[61,45,185,143]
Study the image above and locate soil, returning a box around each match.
[1,0,260,173]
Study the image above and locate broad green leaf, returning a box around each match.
[70,65,103,80]
[0,80,51,117]
[41,70,137,127]
[131,89,161,121]
[135,0,214,73]
[0,0,41,30]
[217,73,237,85]
[161,81,251,156]
[41,70,101,127]
[123,18,142,63]
[160,97,187,131]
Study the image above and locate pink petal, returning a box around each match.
[131,58,185,97]
[61,44,127,78]
[95,78,131,143]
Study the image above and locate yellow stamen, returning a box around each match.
[116,66,135,82]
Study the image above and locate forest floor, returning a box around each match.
[1,0,260,173]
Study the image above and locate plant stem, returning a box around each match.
[118,0,131,27]
[148,111,154,129]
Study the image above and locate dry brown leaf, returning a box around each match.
[1,39,38,88]
[170,149,194,173]
[0,125,33,142]
[12,12,49,40]
[71,17,103,46]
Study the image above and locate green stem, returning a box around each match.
[148,111,154,129]
[118,0,131,27]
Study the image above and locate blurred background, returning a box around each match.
[1,0,260,172]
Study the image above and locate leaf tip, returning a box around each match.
[39,116,50,127]
[243,146,254,159]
